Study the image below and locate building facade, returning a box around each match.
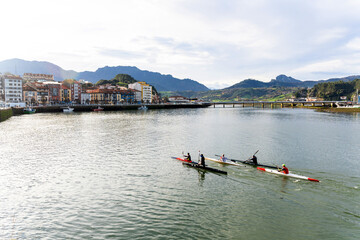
[71,81,82,103]
[168,96,189,103]
[23,84,38,105]
[43,82,61,104]
[87,89,135,104]
[128,82,152,103]
[81,92,91,104]
[60,85,72,103]
[0,75,23,105]
[23,73,54,82]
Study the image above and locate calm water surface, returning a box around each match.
[0,108,359,239]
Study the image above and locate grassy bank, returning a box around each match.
[0,108,13,122]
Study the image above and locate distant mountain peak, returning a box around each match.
[271,74,301,83]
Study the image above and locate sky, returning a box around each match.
[2,0,360,89]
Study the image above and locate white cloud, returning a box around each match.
[345,38,360,50]
[2,0,360,86]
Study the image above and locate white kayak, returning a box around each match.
[257,167,320,182]
[205,157,242,166]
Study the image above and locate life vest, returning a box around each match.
[282,166,289,174]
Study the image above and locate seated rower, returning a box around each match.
[245,155,258,164]
[250,155,257,165]
[184,153,191,161]
[220,154,227,162]
[278,164,289,174]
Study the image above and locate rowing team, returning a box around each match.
[186,152,290,175]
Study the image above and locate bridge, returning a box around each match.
[209,101,341,108]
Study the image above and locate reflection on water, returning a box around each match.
[0,108,359,239]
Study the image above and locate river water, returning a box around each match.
[0,108,359,239]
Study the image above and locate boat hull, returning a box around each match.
[183,162,227,174]
[257,167,319,182]
[205,157,242,166]
[63,108,74,113]
[215,155,277,169]
[23,108,36,114]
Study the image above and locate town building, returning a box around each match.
[128,82,152,103]
[23,73,54,82]
[87,89,121,104]
[168,96,189,103]
[34,83,49,105]
[24,82,49,105]
[71,81,82,103]
[60,85,72,103]
[86,89,135,104]
[23,84,38,105]
[81,91,91,104]
[43,82,61,104]
[0,74,24,106]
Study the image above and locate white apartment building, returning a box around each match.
[128,82,152,103]
[81,92,91,104]
[0,75,24,106]
[71,81,82,103]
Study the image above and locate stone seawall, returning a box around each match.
[0,108,13,122]
[28,103,211,113]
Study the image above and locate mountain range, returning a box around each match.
[227,74,360,89]
[0,59,208,92]
[1,58,359,92]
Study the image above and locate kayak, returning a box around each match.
[183,162,227,174]
[171,156,192,163]
[205,157,242,166]
[215,154,278,169]
[257,167,320,182]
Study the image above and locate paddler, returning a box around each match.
[199,154,205,166]
[278,164,289,174]
[184,153,191,161]
[220,154,227,162]
[250,155,258,165]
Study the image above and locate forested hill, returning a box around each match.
[306,79,360,100]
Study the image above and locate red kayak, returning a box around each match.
[171,157,192,163]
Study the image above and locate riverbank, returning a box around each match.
[29,102,211,113]
[0,108,12,122]
[0,103,211,122]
